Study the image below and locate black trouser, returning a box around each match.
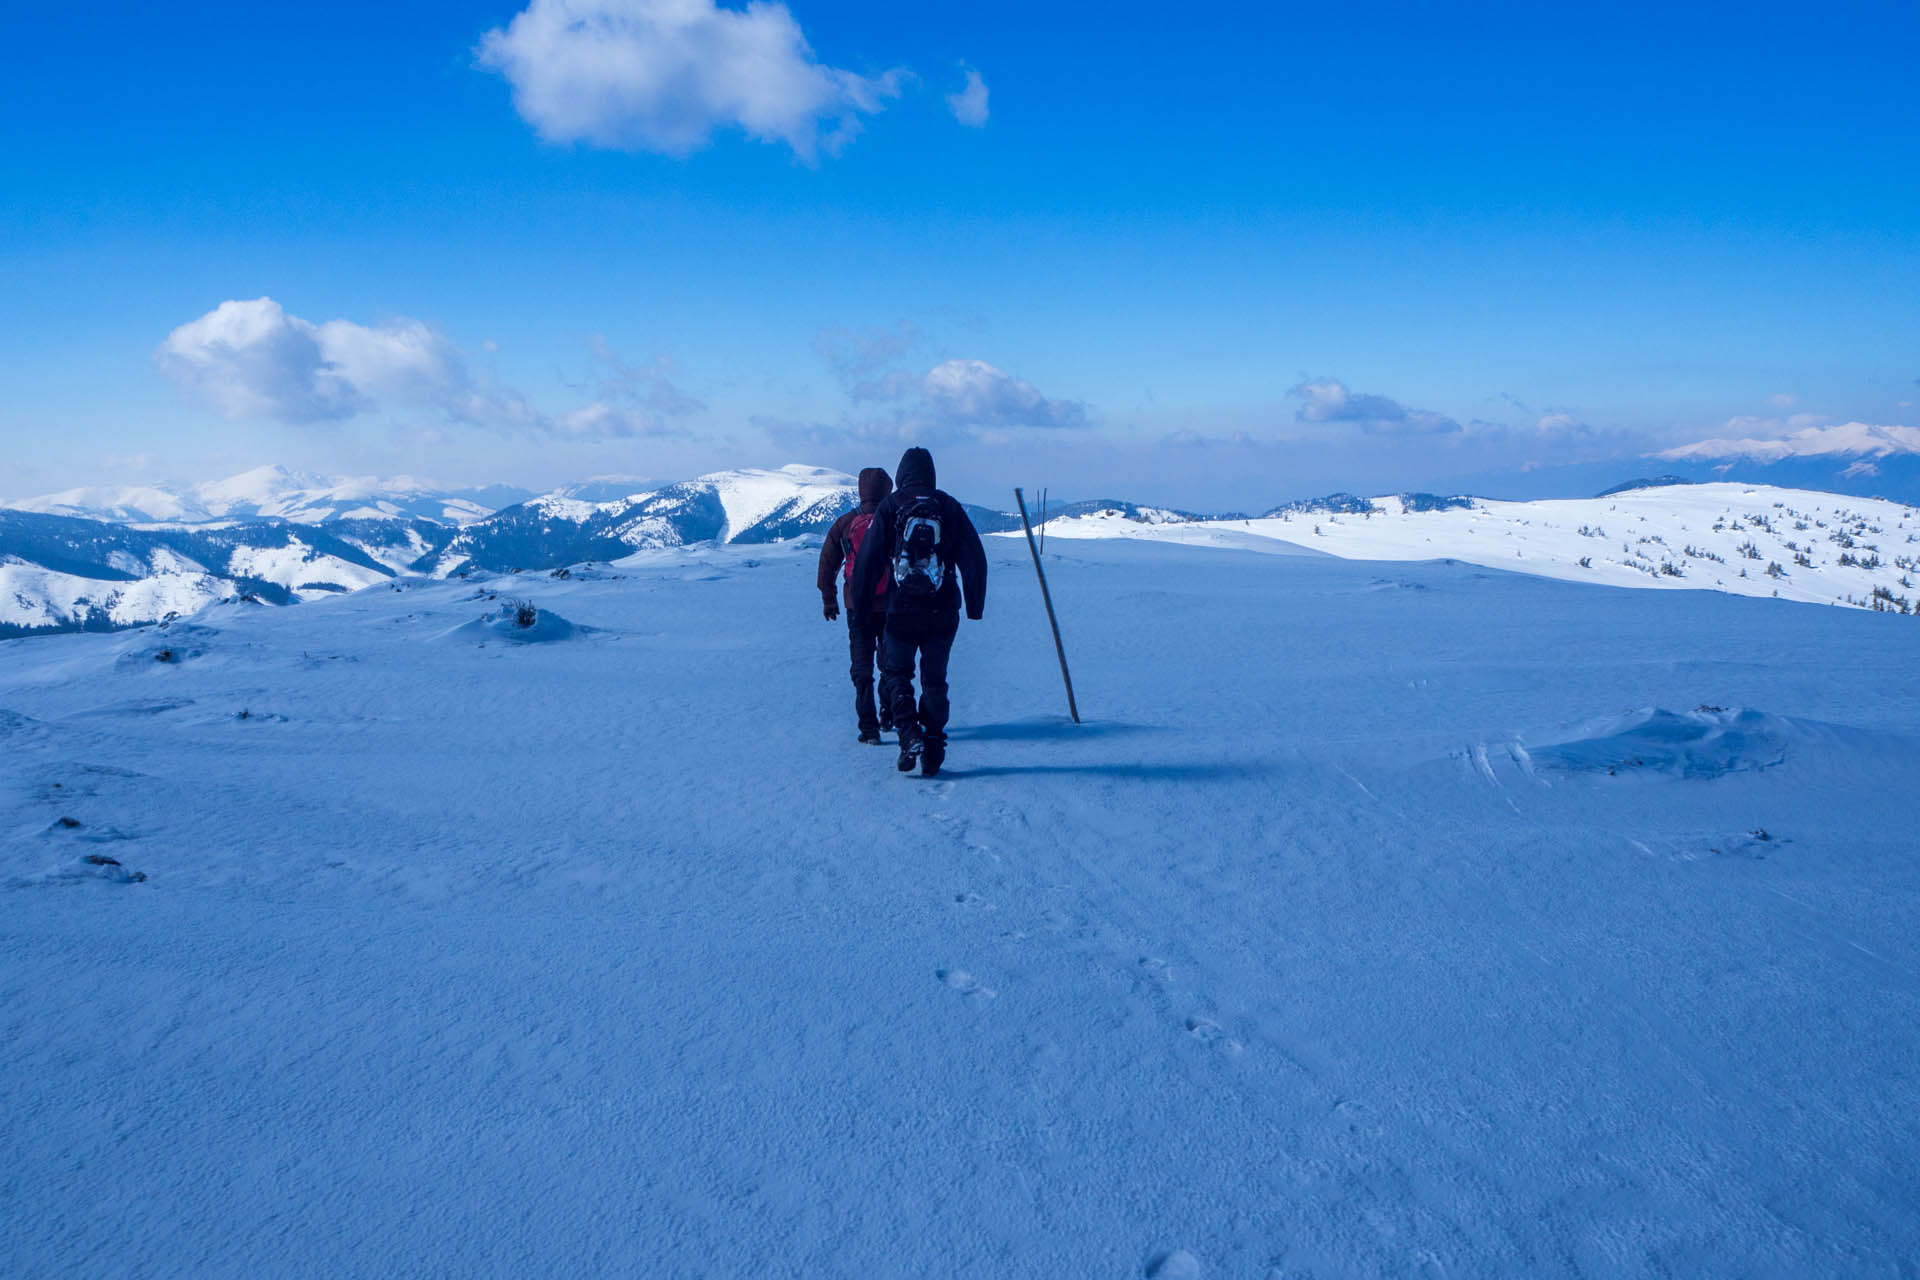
[848,609,888,734]
[880,609,959,749]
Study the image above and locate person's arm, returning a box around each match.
[818,513,850,619]
[850,499,891,606]
[950,499,988,621]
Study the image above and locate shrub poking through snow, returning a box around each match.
[441,599,585,644]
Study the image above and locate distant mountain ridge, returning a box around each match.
[8,455,1919,637]
[3,465,1006,636]
[1657,422,1920,464]
[8,464,530,526]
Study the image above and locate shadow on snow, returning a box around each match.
[933,761,1265,782]
[945,718,1165,743]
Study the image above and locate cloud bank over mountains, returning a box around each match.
[147,298,1919,510]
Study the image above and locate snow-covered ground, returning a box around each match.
[1037,482,1920,613]
[3,539,1918,1275]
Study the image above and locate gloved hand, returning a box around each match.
[823,597,840,621]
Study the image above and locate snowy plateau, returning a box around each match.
[3,500,1919,1274]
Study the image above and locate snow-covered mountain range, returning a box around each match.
[8,464,530,526]
[1454,421,1920,505]
[8,461,1919,637]
[2,464,1031,636]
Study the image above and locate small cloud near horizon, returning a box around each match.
[1290,377,1461,435]
[767,350,1087,450]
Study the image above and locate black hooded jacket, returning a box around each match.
[849,448,988,620]
[817,467,893,612]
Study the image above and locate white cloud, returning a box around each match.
[158,298,693,442]
[778,349,1087,446]
[946,69,988,127]
[1290,377,1460,435]
[156,298,368,423]
[553,402,683,439]
[158,298,537,430]
[1535,410,1594,437]
[477,0,904,160]
[848,358,1084,432]
[315,315,469,408]
[917,358,1081,429]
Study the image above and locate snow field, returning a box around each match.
[2,539,1918,1276]
[1034,482,1920,613]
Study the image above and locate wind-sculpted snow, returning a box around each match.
[1527,706,1795,779]
[3,538,1917,1274]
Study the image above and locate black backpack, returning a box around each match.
[891,495,946,599]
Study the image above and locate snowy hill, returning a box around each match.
[8,464,529,526]
[1036,482,1920,615]
[3,537,1917,1274]
[0,510,434,637]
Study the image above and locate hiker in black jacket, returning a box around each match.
[817,467,894,743]
[849,447,988,777]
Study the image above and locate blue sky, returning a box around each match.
[3,0,1916,508]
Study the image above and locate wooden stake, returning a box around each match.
[1014,487,1080,724]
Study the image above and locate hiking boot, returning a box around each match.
[920,744,944,777]
[859,729,882,745]
[896,730,923,773]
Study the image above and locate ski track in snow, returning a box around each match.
[2,539,1918,1276]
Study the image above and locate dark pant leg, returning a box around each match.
[916,612,960,748]
[879,613,921,740]
[847,610,881,733]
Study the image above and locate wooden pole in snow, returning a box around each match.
[1015,487,1080,724]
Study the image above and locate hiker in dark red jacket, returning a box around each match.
[849,447,988,777]
[818,467,895,743]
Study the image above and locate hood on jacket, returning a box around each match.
[857,467,893,511]
[895,447,936,493]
